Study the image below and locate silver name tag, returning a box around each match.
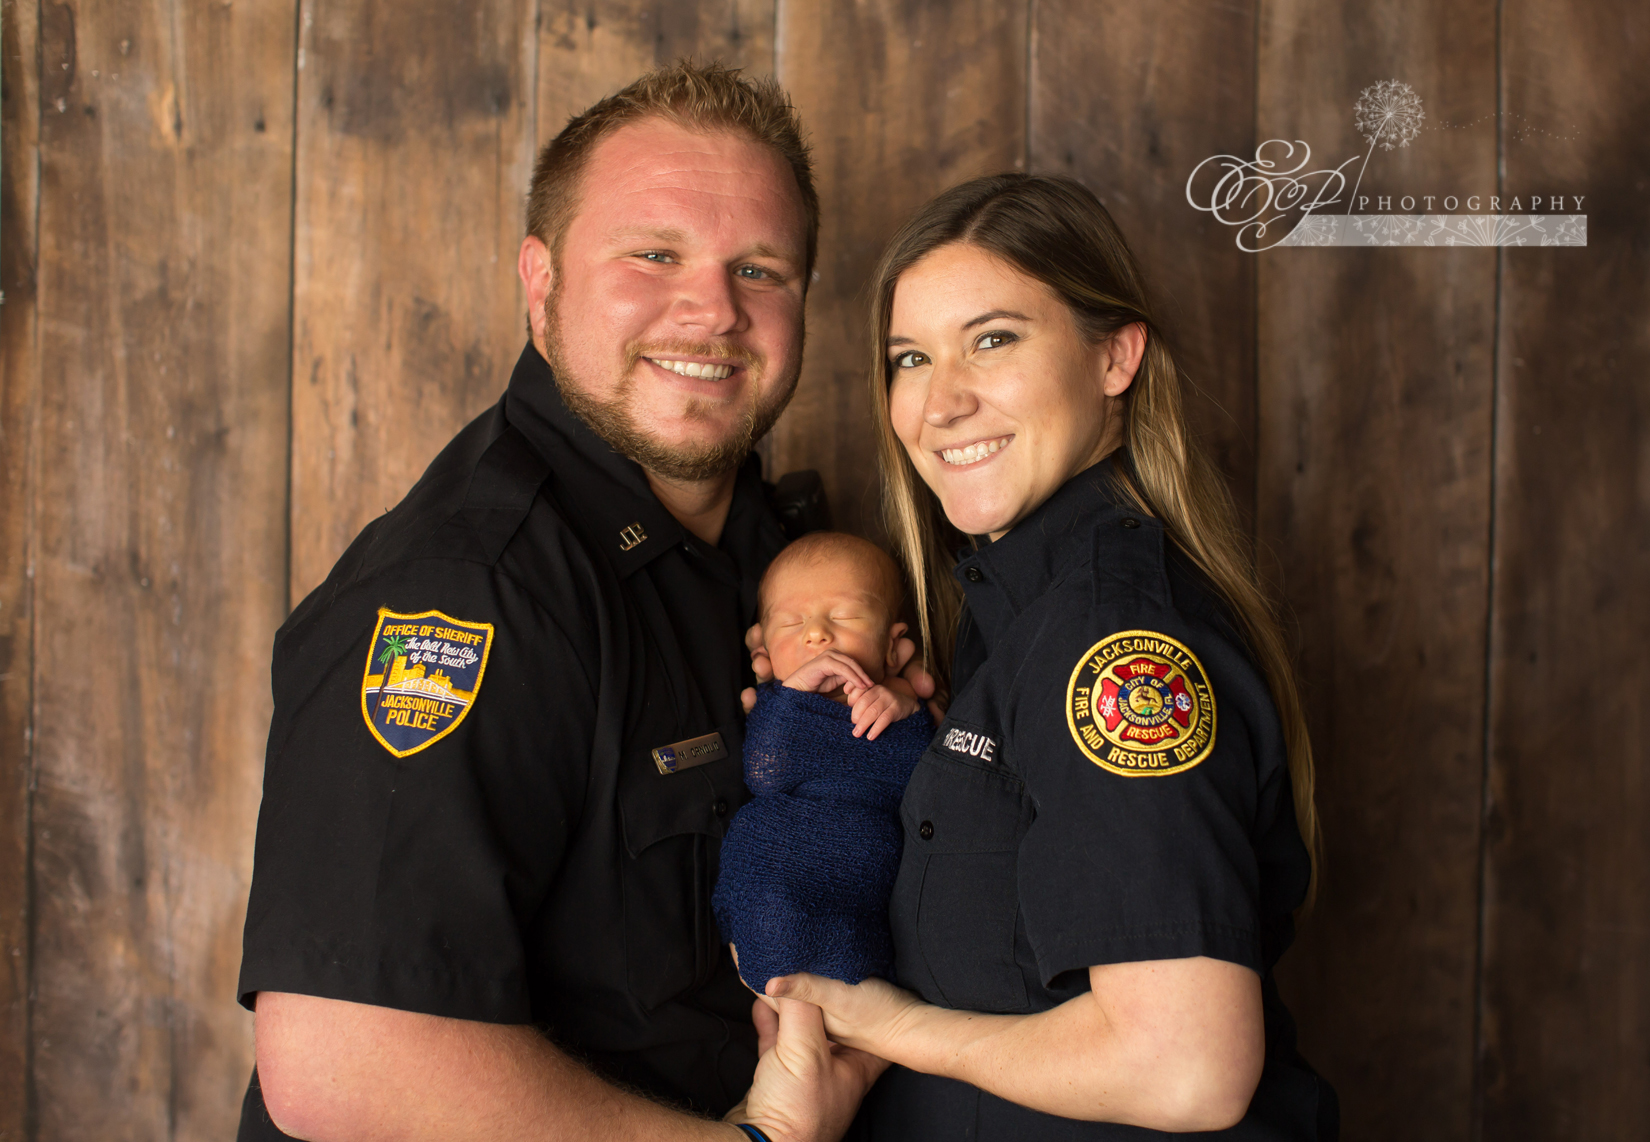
[652,731,729,774]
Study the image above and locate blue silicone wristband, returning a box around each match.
[736,1125,773,1142]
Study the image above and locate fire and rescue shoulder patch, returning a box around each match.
[1065,630,1216,777]
[361,608,494,758]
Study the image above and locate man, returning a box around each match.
[238,63,886,1141]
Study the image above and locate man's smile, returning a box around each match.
[644,356,737,380]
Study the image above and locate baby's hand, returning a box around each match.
[842,677,923,740]
[782,649,874,699]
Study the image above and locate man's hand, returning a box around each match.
[727,997,888,1142]
[840,680,923,740]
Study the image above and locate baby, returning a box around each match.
[712,532,933,995]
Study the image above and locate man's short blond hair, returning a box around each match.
[527,60,819,277]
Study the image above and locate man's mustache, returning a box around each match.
[624,339,764,375]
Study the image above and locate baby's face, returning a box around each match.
[760,556,899,686]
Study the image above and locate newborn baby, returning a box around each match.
[712,532,933,993]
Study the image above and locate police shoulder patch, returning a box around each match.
[361,608,495,758]
[1065,629,1216,777]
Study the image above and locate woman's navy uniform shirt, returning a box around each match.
[236,345,787,1137]
[854,459,1336,1141]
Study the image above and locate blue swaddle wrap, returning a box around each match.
[713,682,932,991]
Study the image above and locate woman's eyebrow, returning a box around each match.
[962,309,1031,329]
[887,309,1031,348]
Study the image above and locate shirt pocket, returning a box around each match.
[892,752,1033,1013]
[616,719,749,1010]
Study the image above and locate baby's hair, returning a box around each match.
[759,532,906,624]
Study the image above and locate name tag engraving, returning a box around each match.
[653,731,729,774]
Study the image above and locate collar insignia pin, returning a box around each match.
[618,522,647,552]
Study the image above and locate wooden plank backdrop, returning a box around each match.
[0,2,1644,1139]
[1254,1,1500,1136]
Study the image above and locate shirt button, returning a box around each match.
[1121,517,1141,529]
[918,820,934,840]
[964,566,984,582]
[713,799,729,818]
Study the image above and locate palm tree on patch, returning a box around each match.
[372,634,409,717]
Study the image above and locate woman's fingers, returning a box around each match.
[741,686,758,714]
[896,641,937,700]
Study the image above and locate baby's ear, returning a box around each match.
[885,621,910,670]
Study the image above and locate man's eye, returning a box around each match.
[737,264,772,280]
[891,350,930,369]
[976,331,1016,350]
[639,251,675,263]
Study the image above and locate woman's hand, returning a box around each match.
[765,973,925,1057]
[727,996,889,1142]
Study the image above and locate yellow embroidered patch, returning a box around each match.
[1065,630,1216,777]
[360,608,494,758]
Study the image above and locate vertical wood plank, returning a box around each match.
[1481,2,1650,1136]
[1029,0,1257,521]
[1255,4,1499,1138]
[773,0,1028,537]
[29,1,294,1137]
[289,0,539,598]
[537,0,775,138]
[0,0,42,1135]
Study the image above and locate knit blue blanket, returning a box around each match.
[713,682,932,991]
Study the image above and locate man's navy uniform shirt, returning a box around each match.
[853,459,1336,1141]
[236,345,787,1138]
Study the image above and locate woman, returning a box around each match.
[765,174,1336,1139]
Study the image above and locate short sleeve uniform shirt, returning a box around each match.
[853,459,1336,1141]
[236,345,788,1138]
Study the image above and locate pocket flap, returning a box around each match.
[901,752,1031,853]
[619,719,750,857]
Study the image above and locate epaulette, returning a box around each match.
[418,425,552,566]
[1091,507,1174,611]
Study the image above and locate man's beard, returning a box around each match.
[542,286,799,482]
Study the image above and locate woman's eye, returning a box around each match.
[976,331,1016,350]
[891,350,930,369]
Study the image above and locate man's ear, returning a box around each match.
[518,235,555,349]
[885,621,910,671]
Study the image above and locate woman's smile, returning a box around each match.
[938,434,1014,467]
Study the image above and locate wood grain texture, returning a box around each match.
[537,0,775,138]
[771,0,1029,537]
[289,0,539,599]
[1255,3,1499,1137]
[0,0,42,1135]
[1030,0,1258,522]
[1480,1,1650,1136]
[27,1,293,1137]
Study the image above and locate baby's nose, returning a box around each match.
[804,623,832,644]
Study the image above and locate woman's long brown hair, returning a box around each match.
[868,173,1320,900]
